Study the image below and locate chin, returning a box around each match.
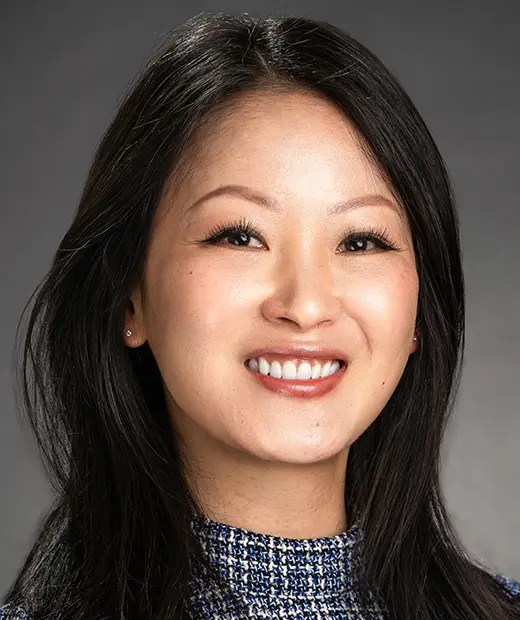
[239,431,350,465]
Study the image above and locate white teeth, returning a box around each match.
[258,358,270,376]
[247,358,341,380]
[297,362,312,380]
[320,361,332,377]
[270,360,282,378]
[311,363,322,379]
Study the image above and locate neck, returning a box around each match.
[181,432,350,539]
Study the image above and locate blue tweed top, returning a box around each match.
[185,513,388,618]
[1,514,519,619]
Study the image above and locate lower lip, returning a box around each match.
[244,361,347,398]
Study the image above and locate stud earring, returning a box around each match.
[125,329,132,337]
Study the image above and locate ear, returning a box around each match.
[410,328,420,354]
[123,280,147,347]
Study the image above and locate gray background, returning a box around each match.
[1,0,519,597]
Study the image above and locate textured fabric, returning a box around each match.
[496,574,520,597]
[0,606,31,620]
[185,513,388,619]
[1,515,519,619]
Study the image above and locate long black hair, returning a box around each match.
[3,11,519,620]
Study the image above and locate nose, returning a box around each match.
[260,249,342,331]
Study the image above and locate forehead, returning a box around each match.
[161,89,403,220]
[193,90,375,174]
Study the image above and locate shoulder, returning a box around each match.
[494,573,520,597]
[0,575,518,616]
[0,604,32,619]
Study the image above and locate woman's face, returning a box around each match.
[127,90,419,465]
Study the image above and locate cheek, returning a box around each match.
[145,253,246,350]
[347,261,418,348]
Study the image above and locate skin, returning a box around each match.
[124,89,419,539]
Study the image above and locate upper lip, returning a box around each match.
[246,344,348,362]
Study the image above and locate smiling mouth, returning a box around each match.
[243,358,346,380]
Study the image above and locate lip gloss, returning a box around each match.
[244,362,347,399]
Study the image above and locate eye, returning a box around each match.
[340,232,397,253]
[198,217,266,249]
[198,217,400,252]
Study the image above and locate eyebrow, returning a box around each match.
[186,184,403,219]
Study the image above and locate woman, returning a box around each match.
[1,11,519,620]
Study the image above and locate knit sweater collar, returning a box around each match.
[186,512,388,618]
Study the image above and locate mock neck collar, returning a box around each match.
[188,513,363,600]
[185,512,388,618]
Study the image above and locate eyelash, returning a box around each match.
[198,216,400,253]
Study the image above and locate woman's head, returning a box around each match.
[10,11,517,620]
[110,12,461,542]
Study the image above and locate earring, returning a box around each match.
[125,329,132,337]
[413,328,420,342]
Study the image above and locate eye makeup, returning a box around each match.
[197,216,401,253]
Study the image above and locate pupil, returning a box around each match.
[230,232,248,246]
